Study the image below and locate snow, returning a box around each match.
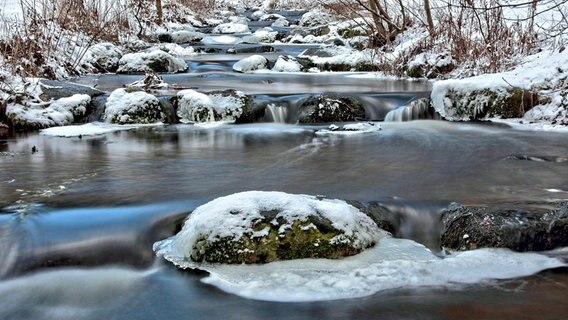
[80,43,123,72]
[299,8,333,27]
[271,18,289,28]
[201,35,241,45]
[168,30,204,43]
[232,55,269,73]
[212,22,250,34]
[40,122,134,137]
[315,123,382,135]
[432,49,568,124]
[177,89,247,123]
[117,49,188,73]
[193,238,565,302]
[154,191,382,266]
[299,46,377,67]
[6,94,90,128]
[104,88,164,124]
[241,28,278,44]
[272,55,302,72]
[157,43,197,57]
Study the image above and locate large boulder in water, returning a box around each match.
[104,88,166,124]
[153,191,382,264]
[176,89,250,123]
[298,95,365,123]
[440,202,568,252]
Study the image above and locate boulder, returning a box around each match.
[233,55,269,73]
[104,88,166,124]
[272,55,303,72]
[6,94,91,129]
[39,80,103,101]
[176,89,250,123]
[241,28,278,44]
[117,49,188,74]
[153,191,382,264]
[212,22,250,34]
[299,9,333,27]
[81,42,123,73]
[298,95,365,123]
[440,203,568,252]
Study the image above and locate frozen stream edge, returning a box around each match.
[155,235,566,302]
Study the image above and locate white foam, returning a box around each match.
[162,236,565,302]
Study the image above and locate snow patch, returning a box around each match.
[212,22,250,34]
[117,49,188,74]
[40,122,135,137]
[233,55,269,73]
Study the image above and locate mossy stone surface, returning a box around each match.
[298,95,365,123]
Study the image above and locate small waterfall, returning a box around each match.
[264,103,289,123]
[384,98,442,122]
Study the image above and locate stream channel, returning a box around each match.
[1,9,568,320]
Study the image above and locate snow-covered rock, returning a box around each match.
[259,13,285,21]
[232,55,269,73]
[176,89,249,123]
[241,28,278,44]
[153,191,382,264]
[299,9,333,27]
[117,49,188,74]
[272,55,303,72]
[212,22,250,34]
[6,94,91,129]
[157,30,204,44]
[201,35,241,45]
[104,89,166,124]
[81,43,123,73]
[298,95,366,123]
[271,18,289,28]
[157,43,197,57]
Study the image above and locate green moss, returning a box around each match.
[189,219,370,264]
[406,65,423,78]
[147,58,169,73]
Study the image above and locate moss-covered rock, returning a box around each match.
[176,89,250,123]
[440,202,568,252]
[117,49,188,74]
[298,95,365,123]
[104,89,166,124]
[154,191,382,264]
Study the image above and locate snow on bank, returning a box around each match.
[6,94,90,128]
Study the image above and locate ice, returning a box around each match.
[198,237,564,302]
[40,122,135,137]
[117,49,188,73]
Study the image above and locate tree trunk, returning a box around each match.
[156,0,163,25]
[368,0,386,40]
[424,0,435,36]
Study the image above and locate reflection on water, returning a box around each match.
[2,121,567,208]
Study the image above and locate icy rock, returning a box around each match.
[6,94,91,129]
[212,22,250,34]
[432,84,539,121]
[299,9,333,27]
[272,55,303,72]
[441,202,568,252]
[259,13,285,21]
[39,80,103,101]
[153,191,382,264]
[298,95,365,123]
[233,55,269,73]
[104,89,166,124]
[157,30,204,44]
[176,89,249,123]
[117,49,188,74]
[271,18,289,28]
[157,43,197,57]
[81,43,123,72]
[241,28,278,44]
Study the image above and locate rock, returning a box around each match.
[406,62,425,78]
[259,13,285,21]
[39,80,103,101]
[235,45,275,54]
[117,49,188,74]
[271,18,289,28]
[346,201,397,234]
[176,89,250,123]
[298,95,366,123]
[81,42,123,73]
[436,87,539,120]
[241,28,278,44]
[104,88,166,124]
[233,55,269,73]
[153,191,382,264]
[299,9,333,27]
[272,55,303,72]
[159,30,204,44]
[212,22,250,34]
[440,203,568,252]
[6,94,91,129]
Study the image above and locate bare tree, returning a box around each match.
[424,0,434,36]
[156,0,163,25]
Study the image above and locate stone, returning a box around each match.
[104,88,166,124]
[117,50,188,74]
[298,95,365,123]
[440,202,568,252]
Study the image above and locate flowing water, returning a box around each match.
[2,9,568,319]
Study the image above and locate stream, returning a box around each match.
[1,8,568,320]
